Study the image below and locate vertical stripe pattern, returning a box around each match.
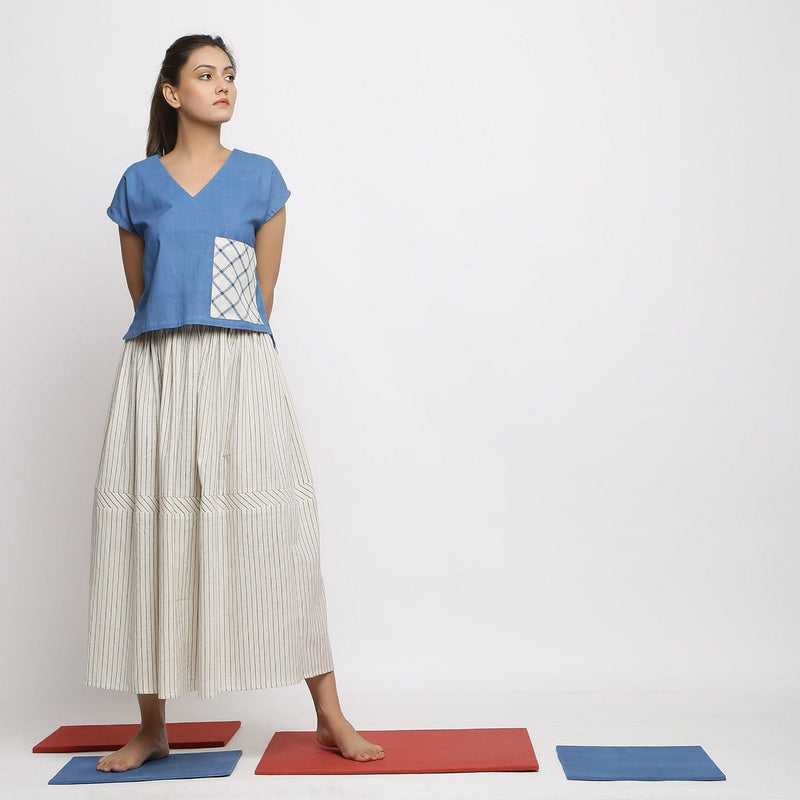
[86,324,335,700]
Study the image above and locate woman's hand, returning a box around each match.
[255,205,287,318]
[117,226,145,310]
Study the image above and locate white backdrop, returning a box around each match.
[2,0,798,720]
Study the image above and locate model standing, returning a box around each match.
[87,33,384,771]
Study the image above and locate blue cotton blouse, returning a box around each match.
[106,147,290,343]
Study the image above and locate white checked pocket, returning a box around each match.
[210,237,263,324]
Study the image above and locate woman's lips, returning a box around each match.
[214,100,229,105]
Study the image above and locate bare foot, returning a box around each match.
[96,727,169,772]
[316,714,385,761]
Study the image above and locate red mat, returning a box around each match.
[32,721,241,753]
[255,727,538,775]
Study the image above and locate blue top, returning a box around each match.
[106,147,290,342]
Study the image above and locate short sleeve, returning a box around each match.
[261,160,291,225]
[106,172,137,234]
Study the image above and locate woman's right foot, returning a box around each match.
[316,714,385,761]
[96,727,169,771]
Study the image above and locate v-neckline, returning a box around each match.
[156,148,238,199]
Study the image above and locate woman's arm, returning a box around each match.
[117,226,145,310]
[255,205,287,320]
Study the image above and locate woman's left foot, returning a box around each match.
[316,713,385,761]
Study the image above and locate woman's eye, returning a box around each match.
[226,74,236,81]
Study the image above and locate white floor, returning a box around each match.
[4,689,798,799]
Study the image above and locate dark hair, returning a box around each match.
[146,34,237,157]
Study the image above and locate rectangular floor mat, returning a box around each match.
[256,727,538,775]
[48,750,243,784]
[33,721,241,752]
[556,745,726,781]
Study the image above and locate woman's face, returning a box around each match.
[163,45,237,124]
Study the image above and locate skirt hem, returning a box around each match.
[85,659,337,701]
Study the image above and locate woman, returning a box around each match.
[88,33,384,772]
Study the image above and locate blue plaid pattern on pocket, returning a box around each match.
[210,237,263,323]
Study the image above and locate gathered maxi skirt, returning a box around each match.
[86,324,335,700]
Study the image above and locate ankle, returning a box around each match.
[316,705,345,724]
[138,721,166,736]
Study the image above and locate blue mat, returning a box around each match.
[556,745,726,781]
[48,750,242,784]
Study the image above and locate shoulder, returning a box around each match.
[114,154,159,184]
[234,148,282,173]
[234,147,274,165]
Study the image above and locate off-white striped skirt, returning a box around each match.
[86,324,335,700]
